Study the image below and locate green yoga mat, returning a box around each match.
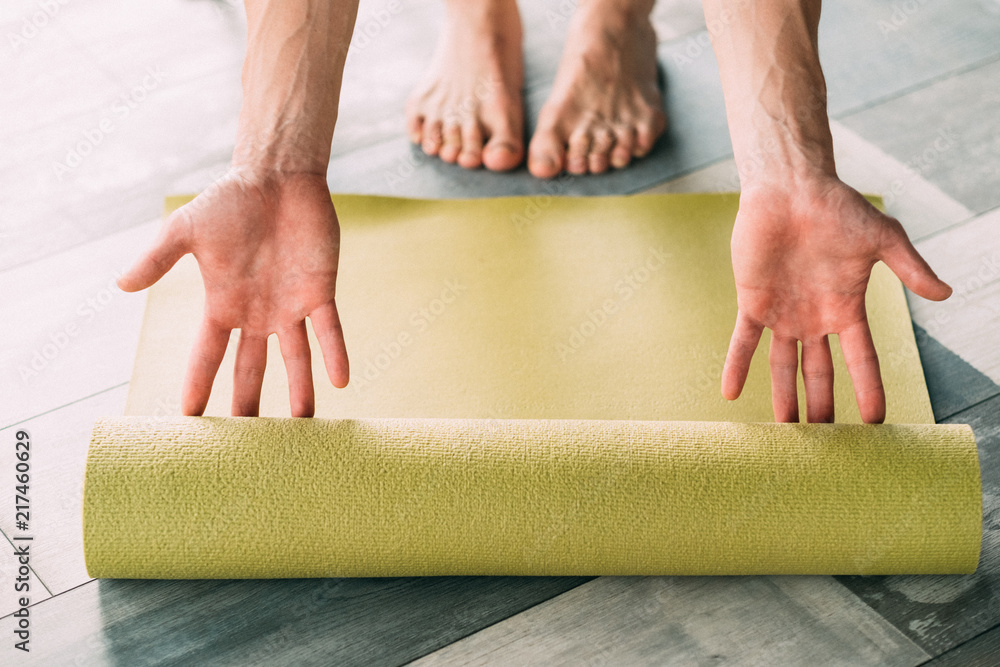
[84,417,980,577]
[83,193,982,577]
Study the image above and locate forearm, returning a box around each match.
[233,0,360,175]
[704,0,835,191]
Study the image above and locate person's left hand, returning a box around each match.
[721,176,952,423]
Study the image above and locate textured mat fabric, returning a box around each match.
[84,417,980,577]
[126,193,933,423]
[84,193,981,578]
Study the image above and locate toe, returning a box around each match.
[458,122,484,169]
[482,109,524,172]
[611,126,635,169]
[527,125,566,179]
[634,111,666,158]
[566,128,591,175]
[440,123,462,163]
[406,113,424,145]
[588,127,613,174]
[422,119,444,156]
[483,138,522,172]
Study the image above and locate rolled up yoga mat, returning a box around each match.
[86,193,983,577]
[84,417,980,577]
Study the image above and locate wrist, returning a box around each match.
[231,130,333,177]
[225,160,331,194]
[731,106,837,190]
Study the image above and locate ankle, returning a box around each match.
[576,0,655,30]
[445,0,520,24]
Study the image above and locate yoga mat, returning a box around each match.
[84,193,982,577]
[84,417,980,577]
[126,193,934,423]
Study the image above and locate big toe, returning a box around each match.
[528,128,565,179]
[483,140,523,172]
[482,113,524,172]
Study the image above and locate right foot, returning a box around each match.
[405,1,525,171]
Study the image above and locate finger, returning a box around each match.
[879,220,952,301]
[278,321,315,418]
[769,334,800,423]
[231,331,268,417]
[721,311,764,400]
[310,300,350,389]
[839,320,886,424]
[801,335,835,423]
[118,211,190,292]
[182,318,231,416]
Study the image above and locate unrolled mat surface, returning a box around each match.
[87,193,982,578]
[85,417,980,577]
[127,193,933,423]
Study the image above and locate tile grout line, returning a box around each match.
[0,576,96,621]
[0,216,162,277]
[939,390,1000,425]
[0,526,54,598]
[0,381,129,433]
[832,51,1000,121]
[402,578,596,666]
[915,621,1000,665]
[914,203,1000,246]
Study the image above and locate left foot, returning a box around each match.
[528,2,666,178]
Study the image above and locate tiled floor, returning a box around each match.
[2,0,998,664]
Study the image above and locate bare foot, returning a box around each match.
[405,1,524,171]
[528,2,666,178]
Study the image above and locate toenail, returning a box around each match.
[491,142,518,155]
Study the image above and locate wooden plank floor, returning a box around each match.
[2,0,999,664]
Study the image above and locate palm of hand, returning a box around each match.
[722,180,951,423]
[119,171,349,417]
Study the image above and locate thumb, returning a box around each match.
[118,212,190,292]
[879,220,952,302]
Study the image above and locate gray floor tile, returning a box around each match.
[841,58,1000,215]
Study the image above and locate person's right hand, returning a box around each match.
[118,169,350,417]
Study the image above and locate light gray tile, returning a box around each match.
[841,58,1000,215]
[0,384,130,596]
[821,0,1000,115]
[908,207,1000,385]
[0,220,153,426]
[10,576,588,666]
[414,575,929,666]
